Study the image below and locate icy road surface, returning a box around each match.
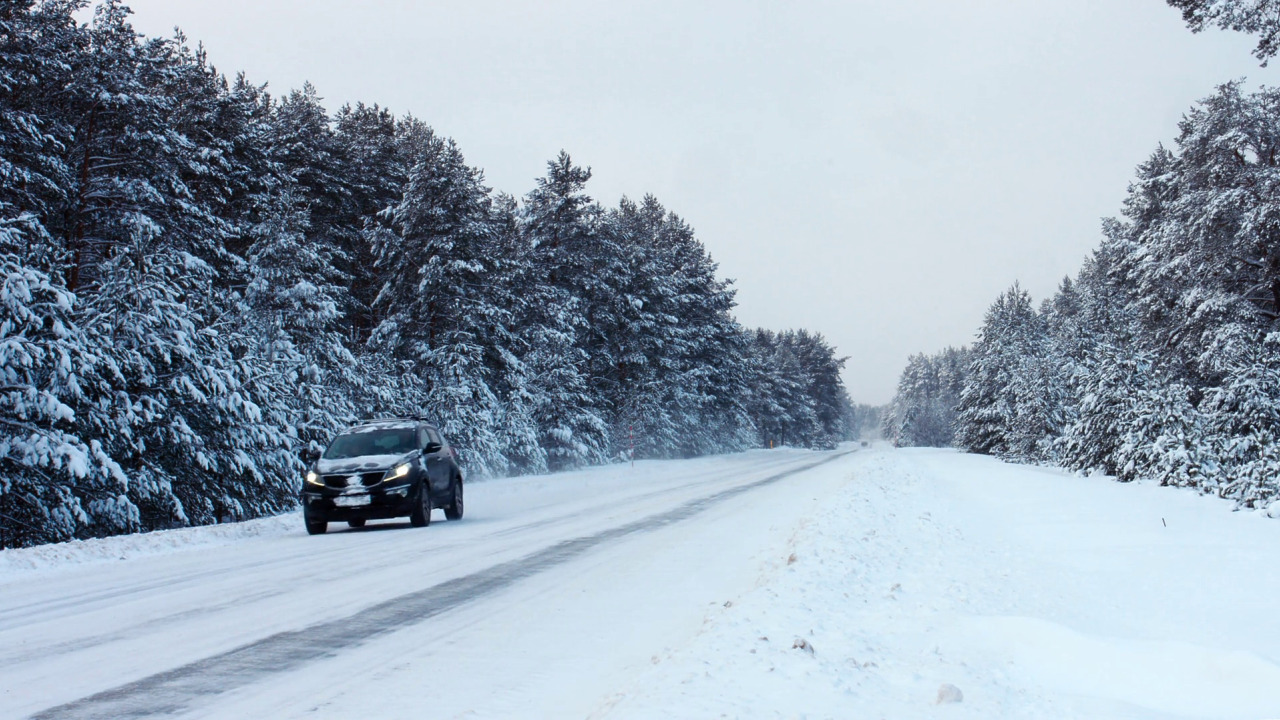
[2,446,1279,718]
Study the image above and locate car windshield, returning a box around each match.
[322,428,416,459]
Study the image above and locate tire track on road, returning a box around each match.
[32,449,854,720]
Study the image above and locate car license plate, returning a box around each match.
[334,495,370,507]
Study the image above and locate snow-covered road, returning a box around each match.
[2,446,1278,719]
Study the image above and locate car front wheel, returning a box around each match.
[304,507,327,535]
[409,482,432,527]
[444,476,463,521]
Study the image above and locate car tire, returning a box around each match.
[347,518,366,528]
[304,508,327,535]
[444,475,463,521]
[409,482,432,527]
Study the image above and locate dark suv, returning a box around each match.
[299,419,463,534]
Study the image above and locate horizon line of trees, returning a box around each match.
[885,80,1280,512]
[0,0,859,549]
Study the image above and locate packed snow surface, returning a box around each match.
[1,445,1277,718]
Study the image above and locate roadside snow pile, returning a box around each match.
[602,448,1280,718]
[0,512,299,575]
[603,449,1003,717]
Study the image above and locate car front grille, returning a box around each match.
[323,472,386,488]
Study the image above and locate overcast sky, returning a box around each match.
[117,0,1278,405]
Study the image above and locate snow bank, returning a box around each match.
[0,512,300,575]
[604,448,1280,718]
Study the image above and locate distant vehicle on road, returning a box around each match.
[298,419,463,534]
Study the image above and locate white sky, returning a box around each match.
[117,0,1278,405]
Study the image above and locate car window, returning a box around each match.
[322,428,417,459]
[428,428,443,447]
[417,427,430,449]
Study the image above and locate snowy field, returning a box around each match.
[1,445,1278,719]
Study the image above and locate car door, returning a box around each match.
[421,425,451,494]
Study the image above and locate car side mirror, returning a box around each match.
[423,441,442,454]
[299,448,320,464]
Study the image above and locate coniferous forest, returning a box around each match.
[885,80,1280,511]
[0,1,858,548]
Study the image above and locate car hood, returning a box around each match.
[316,452,415,475]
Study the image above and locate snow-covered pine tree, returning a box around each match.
[0,0,134,547]
[481,192,546,473]
[649,204,756,456]
[1049,241,1141,473]
[781,329,851,449]
[1006,337,1064,463]
[660,230,757,453]
[883,354,928,447]
[1104,86,1280,387]
[332,102,406,341]
[518,152,609,469]
[241,188,358,452]
[745,329,823,449]
[0,23,135,538]
[954,282,1067,461]
[690,325,759,454]
[368,127,513,475]
[1057,343,1141,478]
[1082,84,1280,501]
[1197,323,1280,506]
[956,284,1036,456]
[883,346,968,448]
[0,219,133,546]
[1167,0,1280,65]
[599,195,754,459]
[597,196,681,458]
[269,83,351,251]
[49,4,298,528]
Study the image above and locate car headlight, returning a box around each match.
[305,471,324,487]
[385,463,410,482]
